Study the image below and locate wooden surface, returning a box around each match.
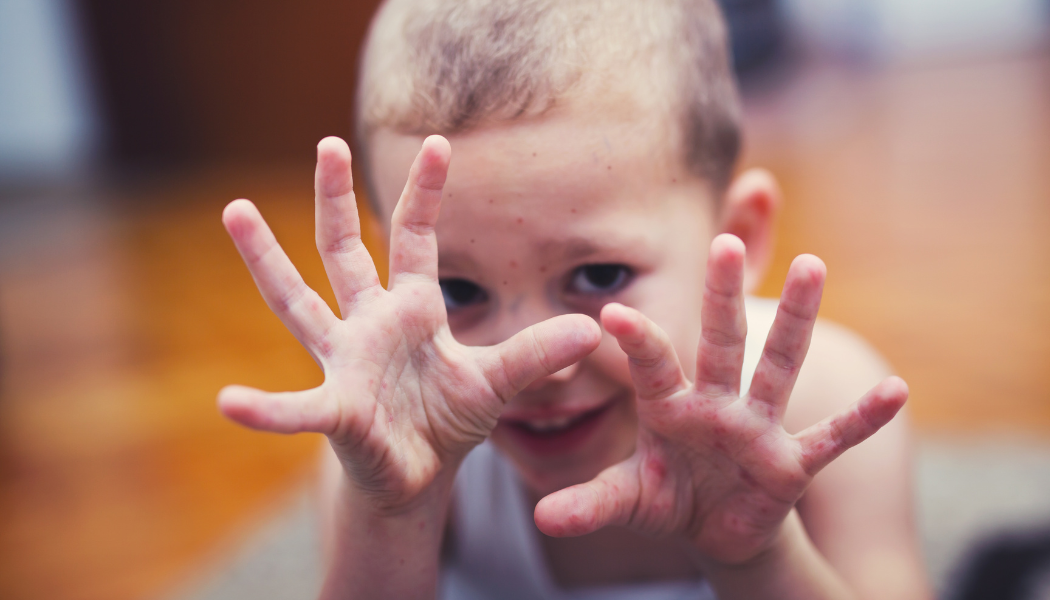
[0,52,1047,599]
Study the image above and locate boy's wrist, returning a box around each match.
[339,460,459,521]
[321,468,457,600]
[685,510,796,575]
[689,510,857,600]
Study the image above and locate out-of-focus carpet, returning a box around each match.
[165,437,1050,600]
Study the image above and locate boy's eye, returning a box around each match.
[439,278,488,310]
[567,264,632,296]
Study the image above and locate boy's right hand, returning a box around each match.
[218,135,601,514]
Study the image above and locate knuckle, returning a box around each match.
[761,344,799,373]
[276,279,309,315]
[701,325,745,348]
[319,230,362,256]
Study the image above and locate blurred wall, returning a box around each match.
[75,0,383,168]
[0,0,99,181]
[783,0,1049,60]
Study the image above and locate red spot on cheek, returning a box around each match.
[570,208,577,214]
[470,238,475,243]
[510,260,518,268]
[516,217,524,224]
[539,266,547,273]
[503,281,508,285]
[489,199,494,204]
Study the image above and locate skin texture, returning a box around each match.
[221,107,930,599]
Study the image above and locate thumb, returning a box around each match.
[534,457,641,537]
[218,384,338,436]
[479,313,602,402]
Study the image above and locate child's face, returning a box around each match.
[370,112,719,496]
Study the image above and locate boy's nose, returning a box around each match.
[523,361,580,392]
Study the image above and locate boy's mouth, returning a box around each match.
[497,400,616,456]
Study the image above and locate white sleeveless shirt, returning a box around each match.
[439,297,778,600]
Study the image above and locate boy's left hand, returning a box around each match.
[533,233,908,566]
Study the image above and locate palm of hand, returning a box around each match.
[535,236,908,566]
[218,136,599,511]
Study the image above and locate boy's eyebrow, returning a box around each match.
[438,235,646,274]
[437,251,482,273]
[541,236,638,261]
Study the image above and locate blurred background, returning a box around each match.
[0,0,1048,598]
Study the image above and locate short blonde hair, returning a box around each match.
[355,0,741,194]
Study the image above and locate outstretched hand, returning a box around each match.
[534,234,908,566]
[218,136,601,511]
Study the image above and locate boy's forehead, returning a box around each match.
[368,106,700,221]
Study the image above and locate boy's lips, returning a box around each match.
[496,395,622,456]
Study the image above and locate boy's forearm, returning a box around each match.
[320,471,453,600]
[694,510,858,600]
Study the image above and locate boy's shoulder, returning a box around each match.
[743,297,895,433]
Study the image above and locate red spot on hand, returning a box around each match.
[738,467,760,487]
[645,455,667,479]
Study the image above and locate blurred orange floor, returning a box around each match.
[1,52,1048,600]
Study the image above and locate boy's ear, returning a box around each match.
[718,168,781,293]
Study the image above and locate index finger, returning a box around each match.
[601,303,689,401]
[387,135,451,288]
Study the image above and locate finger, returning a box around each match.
[388,135,451,288]
[218,384,337,435]
[747,254,825,419]
[796,376,909,476]
[695,234,748,396]
[534,458,640,537]
[480,313,602,402]
[314,137,382,315]
[223,200,337,355]
[601,303,689,401]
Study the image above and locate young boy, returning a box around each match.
[219,0,930,598]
